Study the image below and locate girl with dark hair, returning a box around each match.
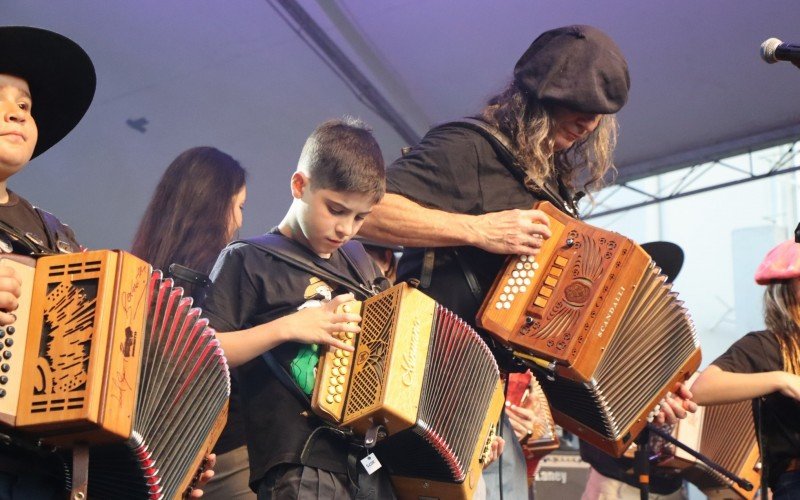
[692,237,800,499]
[132,146,247,299]
[131,146,251,499]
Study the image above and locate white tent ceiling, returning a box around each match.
[4,1,800,248]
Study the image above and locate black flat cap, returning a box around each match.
[514,25,630,114]
[0,26,96,158]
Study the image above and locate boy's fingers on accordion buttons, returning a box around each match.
[0,273,22,299]
[326,334,354,352]
[0,291,17,311]
[328,293,355,308]
[0,311,15,327]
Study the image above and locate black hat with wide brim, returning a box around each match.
[0,26,96,159]
[641,241,684,283]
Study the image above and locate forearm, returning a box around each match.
[359,193,479,248]
[216,324,288,368]
[691,365,785,405]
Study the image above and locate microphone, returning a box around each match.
[760,37,800,64]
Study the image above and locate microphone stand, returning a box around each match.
[634,423,755,497]
[634,426,650,500]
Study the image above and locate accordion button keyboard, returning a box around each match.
[1,364,8,372]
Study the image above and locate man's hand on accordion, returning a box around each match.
[0,264,21,326]
[470,208,552,256]
[653,382,698,425]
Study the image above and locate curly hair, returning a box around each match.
[480,81,618,200]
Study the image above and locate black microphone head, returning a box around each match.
[761,37,783,63]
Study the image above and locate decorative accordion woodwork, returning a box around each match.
[311,282,505,500]
[0,250,229,499]
[477,201,702,457]
[657,401,760,500]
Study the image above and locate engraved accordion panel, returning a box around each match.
[478,202,701,456]
[312,283,505,500]
[0,250,230,499]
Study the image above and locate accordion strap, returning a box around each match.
[438,117,579,217]
[237,233,378,300]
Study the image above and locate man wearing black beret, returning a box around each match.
[360,25,695,498]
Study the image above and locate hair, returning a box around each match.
[763,281,800,375]
[297,117,386,203]
[480,81,618,198]
[131,146,247,299]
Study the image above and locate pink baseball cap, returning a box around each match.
[754,239,800,284]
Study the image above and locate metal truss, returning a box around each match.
[584,140,799,219]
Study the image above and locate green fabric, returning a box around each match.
[290,343,320,395]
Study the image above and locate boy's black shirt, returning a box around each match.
[201,229,382,488]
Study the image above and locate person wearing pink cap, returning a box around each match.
[692,231,800,499]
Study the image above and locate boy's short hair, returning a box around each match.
[298,117,386,202]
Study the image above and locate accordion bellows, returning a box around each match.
[658,400,760,499]
[312,283,505,500]
[0,250,229,499]
[478,202,702,456]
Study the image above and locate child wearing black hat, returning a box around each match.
[359,24,695,499]
[0,25,216,499]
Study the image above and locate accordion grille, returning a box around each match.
[343,288,400,420]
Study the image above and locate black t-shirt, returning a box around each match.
[712,330,800,488]
[386,123,543,328]
[201,230,381,488]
